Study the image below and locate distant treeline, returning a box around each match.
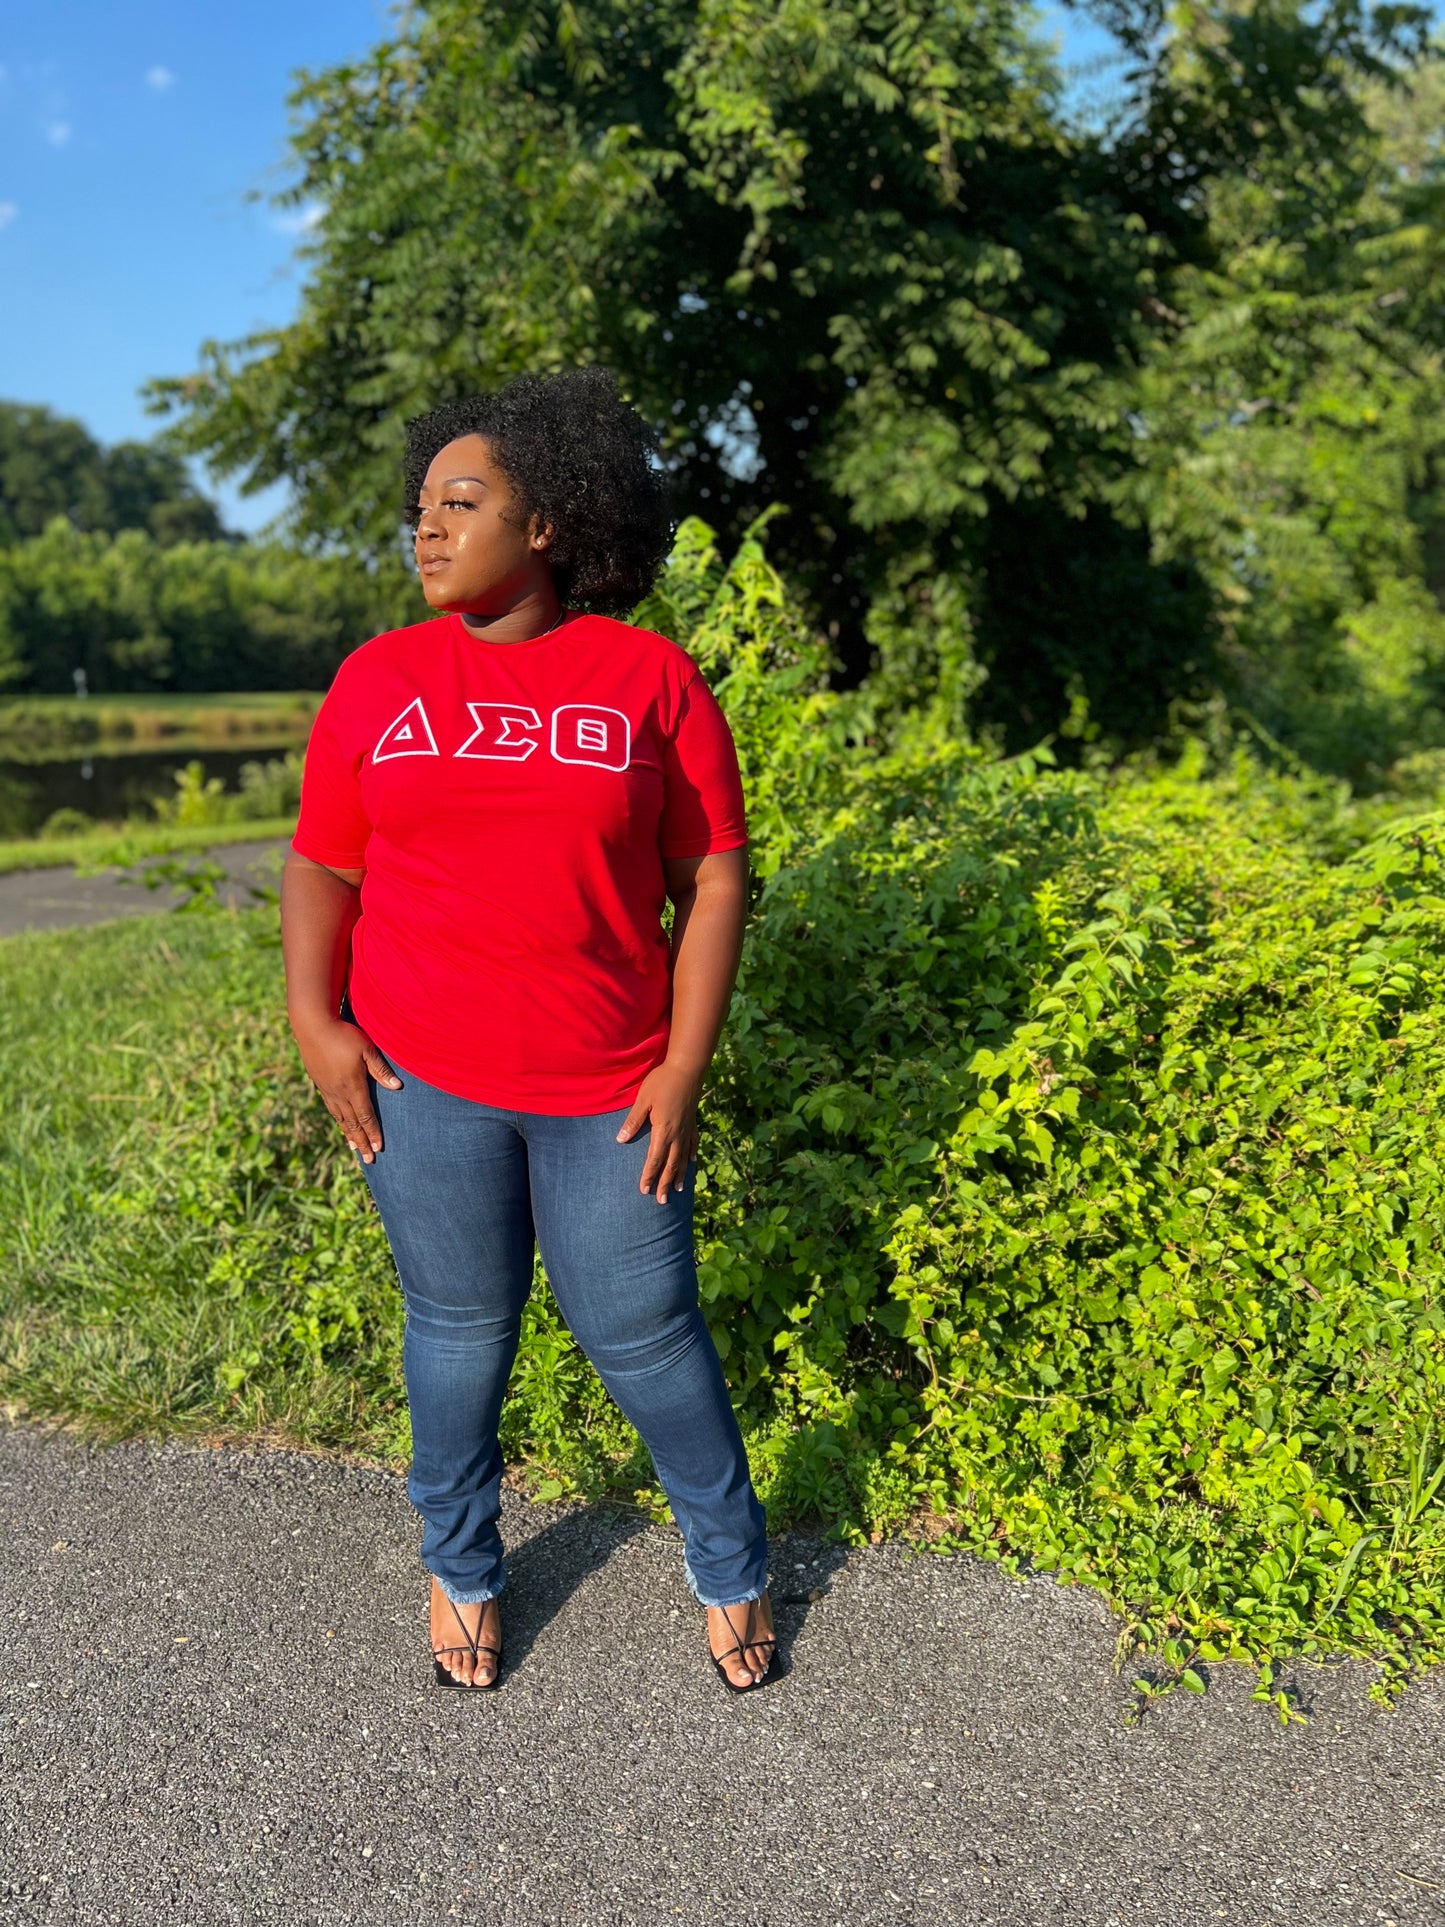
[0,522,413,695]
[0,404,414,694]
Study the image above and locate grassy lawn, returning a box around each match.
[0,908,403,1454]
[0,816,298,876]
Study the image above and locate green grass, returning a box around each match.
[0,816,298,876]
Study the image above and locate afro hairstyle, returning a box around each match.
[402,367,672,619]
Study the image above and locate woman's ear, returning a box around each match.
[530,517,556,554]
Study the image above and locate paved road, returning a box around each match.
[0,839,289,937]
[1,1425,1442,1926]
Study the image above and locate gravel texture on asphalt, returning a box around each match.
[0,1423,1441,1927]
[0,840,288,937]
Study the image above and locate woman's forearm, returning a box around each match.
[664,849,749,1078]
[280,851,364,1039]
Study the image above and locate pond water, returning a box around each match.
[0,746,279,840]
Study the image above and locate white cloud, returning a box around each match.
[145,66,176,92]
[0,203,16,230]
[270,201,325,236]
[46,120,71,147]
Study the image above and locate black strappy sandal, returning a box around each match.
[431,1589,503,1691]
[708,1600,778,1696]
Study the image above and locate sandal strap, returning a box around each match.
[433,1592,503,1670]
[710,1602,776,1670]
[711,1603,746,1666]
[442,1590,493,1660]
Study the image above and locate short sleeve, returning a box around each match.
[292,672,372,870]
[659,672,748,859]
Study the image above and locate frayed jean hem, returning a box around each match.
[432,1569,507,1607]
[684,1557,767,1611]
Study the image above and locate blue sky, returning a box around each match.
[0,2,1119,536]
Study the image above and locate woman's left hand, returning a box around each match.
[616,1061,703,1205]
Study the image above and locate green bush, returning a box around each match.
[2,521,1443,1701]
[149,750,305,829]
[38,807,95,840]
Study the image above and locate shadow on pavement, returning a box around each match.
[494,1502,851,1679]
[499,1503,651,1671]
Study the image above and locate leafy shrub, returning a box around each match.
[150,750,305,828]
[38,807,94,840]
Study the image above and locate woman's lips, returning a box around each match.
[419,557,450,574]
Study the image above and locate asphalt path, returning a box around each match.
[1,1425,1443,1927]
[0,839,289,937]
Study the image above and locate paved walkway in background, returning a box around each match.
[1,1425,1442,1926]
[0,838,289,937]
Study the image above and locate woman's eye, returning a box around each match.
[411,497,477,528]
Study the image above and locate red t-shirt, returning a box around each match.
[292,611,748,1114]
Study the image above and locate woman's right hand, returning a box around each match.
[294,1016,402,1164]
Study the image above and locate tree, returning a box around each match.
[1116,20,1445,783]
[151,0,1429,750]
[0,402,225,547]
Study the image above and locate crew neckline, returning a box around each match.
[449,609,585,652]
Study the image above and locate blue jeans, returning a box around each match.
[351,1048,768,1611]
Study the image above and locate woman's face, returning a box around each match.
[412,434,553,615]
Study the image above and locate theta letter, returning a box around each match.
[550,704,631,772]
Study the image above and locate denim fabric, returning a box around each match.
[350,1045,768,1610]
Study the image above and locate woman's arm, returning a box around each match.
[281,850,362,1027]
[616,845,749,1205]
[280,850,401,1163]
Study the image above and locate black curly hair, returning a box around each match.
[402,367,672,619]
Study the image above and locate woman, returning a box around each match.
[280,368,775,1694]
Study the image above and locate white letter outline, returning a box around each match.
[372,696,440,762]
[454,702,543,761]
[550,703,631,772]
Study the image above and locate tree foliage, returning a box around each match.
[139,0,1231,722]
[149,0,1445,773]
[1113,27,1445,785]
[0,402,224,549]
